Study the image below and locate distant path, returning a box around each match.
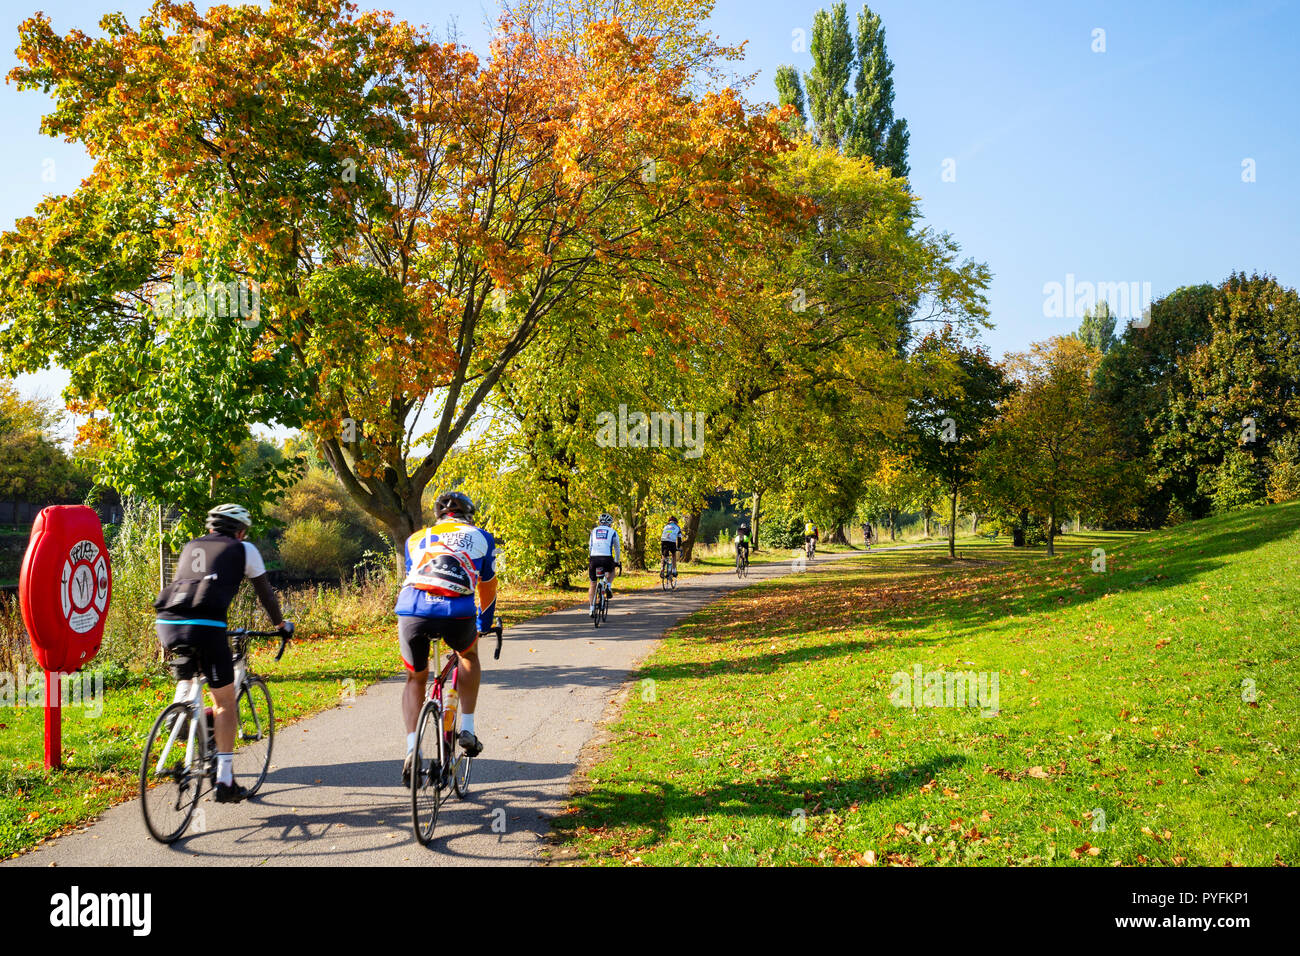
[9,549,871,867]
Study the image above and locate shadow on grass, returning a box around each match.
[552,754,964,853]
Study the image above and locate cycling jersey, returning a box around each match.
[155,533,268,627]
[589,524,621,561]
[396,518,497,632]
[660,522,682,543]
[804,522,814,536]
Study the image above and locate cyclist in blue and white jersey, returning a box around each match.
[660,516,682,578]
[588,512,621,614]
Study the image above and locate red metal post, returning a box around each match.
[44,669,62,770]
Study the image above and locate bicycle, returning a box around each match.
[140,627,290,844]
[411,618,504,847]
[735,544,749,577]
[591,562,621,627]
[805,536,817,559]
[660,551,677,590]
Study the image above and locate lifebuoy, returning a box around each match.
[19,505,111,672]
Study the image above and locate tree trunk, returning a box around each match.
[949,491,958,558]
[970,511,980,535]
[889,507,897,541]
[830,522,849,545]
[679,508,703,562]
[923,504,932,538]
[1047,502,1056,556]
[750,491,762,552]
[625,482,648,570]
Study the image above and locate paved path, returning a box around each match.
[10,548,878,867]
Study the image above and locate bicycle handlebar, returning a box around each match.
[479,617,504,660]
[227,623,293,662]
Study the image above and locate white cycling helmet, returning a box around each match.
[598,512,613,526]
[206,503,253,533]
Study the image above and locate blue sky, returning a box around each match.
[4,0,1298,410]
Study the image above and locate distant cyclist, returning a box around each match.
[736,521,752,565]
[589,512,621,614]
[153,504,293,804]
[804,520,819,554]
[660,516,682,578]
[863,523,875,549]
[396,491,497,787]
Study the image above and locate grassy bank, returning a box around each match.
[548,503,1300,866]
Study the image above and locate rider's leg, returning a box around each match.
[456,642,481,720]
[211,681,237,754]
[403,667,428,737]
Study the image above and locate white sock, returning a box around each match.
[461,713,475,735]
[406,731,416,754]
[217,753,233,786]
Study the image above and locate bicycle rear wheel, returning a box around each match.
[412,698,446,845]
[453,735,473,797]
[232,677,274,795]
[140,702,203,844]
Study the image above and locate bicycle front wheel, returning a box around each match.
[232,677,275,795]
[140,702,203,844]
[412,699,446,846]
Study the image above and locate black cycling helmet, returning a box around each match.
[434,490,476,520]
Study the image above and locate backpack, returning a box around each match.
[403,527,480,597]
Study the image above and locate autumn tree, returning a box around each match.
[980,337,1127,555]
[2,0,790,555]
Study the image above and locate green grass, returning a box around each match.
[548,503,1300,866]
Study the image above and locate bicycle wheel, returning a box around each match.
[669,562,677,590]
[140,702,203,844]
[412,698,446,845]
[660,560,669,590]
[601,587,610,622]
[232,677,274,795]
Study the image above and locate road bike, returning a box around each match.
[805,536,817,559]
[140,627,290,844]
[660,550,678,590]
[735,543,749,577]
[411,618,504,846]
[591,562,621,628]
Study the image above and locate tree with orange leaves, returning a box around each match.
[1,0,791,551]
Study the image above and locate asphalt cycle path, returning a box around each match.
[10,545,898,867]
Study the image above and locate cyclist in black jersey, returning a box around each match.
[153,504,293,803]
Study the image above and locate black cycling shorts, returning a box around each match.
[156,622,235,690]
[398,614,478,672]
[589,555,616,581]
[660,541,678,558]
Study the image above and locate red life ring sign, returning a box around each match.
[19,505,111,672]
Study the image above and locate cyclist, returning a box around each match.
[660,515,682,578]
[588,512,621,614]
[153,504,293,804]
[804,520,819,554]
[863,523,875,549]
[735,521,752,567]
[397,491,497,787]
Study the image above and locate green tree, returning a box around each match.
[901,331,1011,557]
[1074,301,1117,354]
[843,4,909,177]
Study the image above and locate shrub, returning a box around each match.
[1266,436,1300,504]
[279,516,359,579]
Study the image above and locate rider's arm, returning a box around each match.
[242,543,285,627]
[612,530,621,565]
[476,532,499,632]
